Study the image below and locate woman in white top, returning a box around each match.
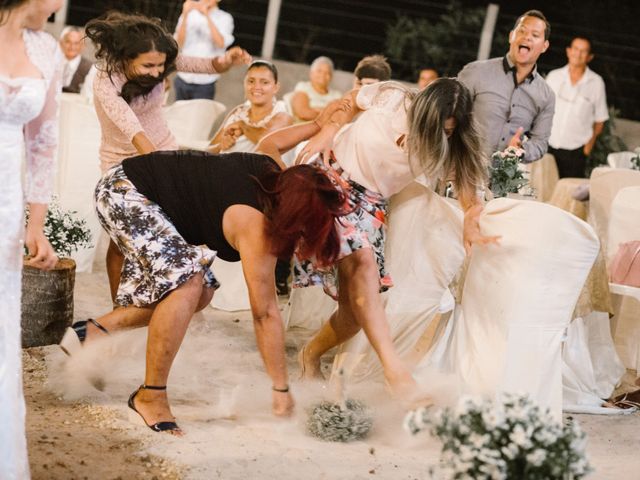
[290,56,342,123]
[295,79,498,399]
[210,60,292,154]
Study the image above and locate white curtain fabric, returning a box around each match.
[330,182,465,383]
[421,199,599,421]
[56,94,103,272]
[607,151,637,169]
[607,186,640,371]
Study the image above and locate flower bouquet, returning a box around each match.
[489,146,528,198]
[25,197,92,257]
[404,393,592,479]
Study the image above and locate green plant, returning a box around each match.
[385,1,485,79]
[404,393,592,480]
[489,147,529,198]
[25,198,93,257]
[630,151,640,171]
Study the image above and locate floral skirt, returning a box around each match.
[292,156,393,299]
[95,166,219,307]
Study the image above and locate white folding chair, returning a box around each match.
[608,187,640,302]
[163,99,226,150]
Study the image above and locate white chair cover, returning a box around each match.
[210,258,251,312]
[422,199,599,420]
[330,182,465,383]
[562,312,625,411]
[607,151,637,169]
[530,153,559,202]
[163,99,226,150]
[56,94,103,272]
[588,167,640,258]
[607,186,640,371]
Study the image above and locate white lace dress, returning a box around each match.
[0,30,61,479]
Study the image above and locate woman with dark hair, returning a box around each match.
[294,78,499,399]
[1,0,63,474]
[85,11,251,302]
[59,104,348,435]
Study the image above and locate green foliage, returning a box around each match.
[385,1,485,78]
[489,147,529,198]
[586,107,628,176]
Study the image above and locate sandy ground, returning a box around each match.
[24,252,640,480]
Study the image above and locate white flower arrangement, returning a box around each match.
[489,146,529,198]
[25,197,93,258]
[404,393,592,480]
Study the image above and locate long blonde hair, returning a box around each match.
[406,78,487,195]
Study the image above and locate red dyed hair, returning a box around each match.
[256,165,348,266]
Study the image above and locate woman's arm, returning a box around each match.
[242,112,293,145]
[176,47,251,75]
[291,91,320,121]
[458,185,500,255]
[224,206,294,417]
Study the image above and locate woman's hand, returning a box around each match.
[213,47,252,73]
[24,223,58,270]
[462,204,501,255]
[295,126,337,166]
[314,98,349,127]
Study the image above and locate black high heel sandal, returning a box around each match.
[128,385,182,434]
[59,318,109,356]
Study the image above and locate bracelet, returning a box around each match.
[272,385,290,393]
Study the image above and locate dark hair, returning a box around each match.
[514,10,550,40]
[0,0,27,25]
[354,55,391,82]
[570,36,593,54]
[247,60,279,83]
[406,78,487,194]
[85,11,178,97]
[256,164,348,266]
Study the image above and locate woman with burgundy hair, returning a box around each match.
[59,104,347,435]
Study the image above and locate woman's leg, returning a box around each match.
[129,273,210,429]
[302,248,415,393]
[106,239,124,304]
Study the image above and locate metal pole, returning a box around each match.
[477,3,499,61]
[261,0,282,60]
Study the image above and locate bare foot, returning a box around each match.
[130,388,184,436]
[298,344,324,381]
[272,390,295,417]
[384,371,433,410]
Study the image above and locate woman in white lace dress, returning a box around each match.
[0,0,63,477]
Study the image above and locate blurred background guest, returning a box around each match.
[352,54,391,88]
[417,67,439,90]
[546,36,608,178]
[173,0,234,100]
[60,25,92,93]
[289,56,341,122]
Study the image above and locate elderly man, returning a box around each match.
[60,26,92,94]
[546,37,608,178]
[458,10,555,162]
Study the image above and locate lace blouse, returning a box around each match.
[94,55,219,173]
[220,100,288,153]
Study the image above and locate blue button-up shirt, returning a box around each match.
[458,55,555,162]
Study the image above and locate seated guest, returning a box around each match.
[290,56,342,122]
[209,60,292,154]
[352,54,391,88]
[417,67,439,90]
[60,26,92,94]
[60,104,350,435]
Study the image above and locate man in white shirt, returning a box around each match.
[173,0,234,100]
[59,26,92,94]
[546,36,609,178]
